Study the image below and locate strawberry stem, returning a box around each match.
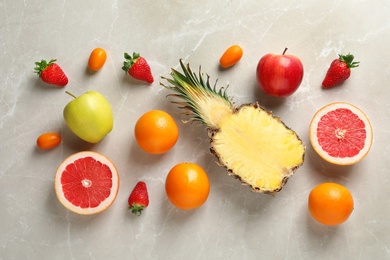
[339,53,360,68]
[34,59,56,77]
[129,204,145,216]
[122,52,140,73]
[65,91,77,99]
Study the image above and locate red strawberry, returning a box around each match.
[34,59,68,87]
[128,181,149,216]
[122,52,154,84]
[322,53,359,88]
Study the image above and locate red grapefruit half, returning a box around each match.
[54,151,119,215]
[309,102,373,165]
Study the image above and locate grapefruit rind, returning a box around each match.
[309,102,373,165]
[54,151,119,215]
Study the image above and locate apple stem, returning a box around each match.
[65,91,77,99]
[283,47,288,55]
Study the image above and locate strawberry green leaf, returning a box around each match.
[339,53,360,68]
[34,59,57,77]
[122,52,141,73]
[129,203,145,216]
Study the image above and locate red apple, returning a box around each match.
[256,48,304,97]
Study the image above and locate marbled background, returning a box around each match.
[1,0,389,259]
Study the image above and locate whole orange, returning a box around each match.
[308,182,354,226]
[165,163,210,210]
[134,110,179,154]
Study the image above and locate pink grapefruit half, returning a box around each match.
[309,102,373,165]
[54,151,119,215]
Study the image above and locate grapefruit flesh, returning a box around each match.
[55,151,119,215]
[310,102,372,165]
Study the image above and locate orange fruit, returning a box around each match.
[308,182,354,226]
[309,102,373,165]
[54,151,119,215]
[165,163,210,210]
[219,45,243,68]
[88,47,107,71]
[134,110,179,154]
[36,132,61,150]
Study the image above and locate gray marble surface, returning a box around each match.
[1,1,389,259]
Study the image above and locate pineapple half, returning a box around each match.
[161,60,305,194]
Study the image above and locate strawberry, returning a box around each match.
[128,181,149,216]
[34,59,68,87]
[122,52,154,84]
[322,53,359,88]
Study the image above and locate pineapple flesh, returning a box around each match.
[161,60,305,194]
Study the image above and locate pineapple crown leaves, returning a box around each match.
[34,59,57,77]
[339,53,360,68]
[161,59,233,125]
[122,52,140,72]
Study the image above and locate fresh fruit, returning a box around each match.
[219,45,243,69]
[161,60,305,194]
[88,48,107,71]
[63,91,113,143]
[134,110,179,154]
[165,163,210,210]
[36,132,61,150]
[322,53,359,88]
[122,52,154,84]
[34,59,68,87]
[308,182,354,226]
[54,151,119,215]
[309,102,372,165]
[256,48,304,97]
[128,181,149,216]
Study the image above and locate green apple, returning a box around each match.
[63,91,113,143]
